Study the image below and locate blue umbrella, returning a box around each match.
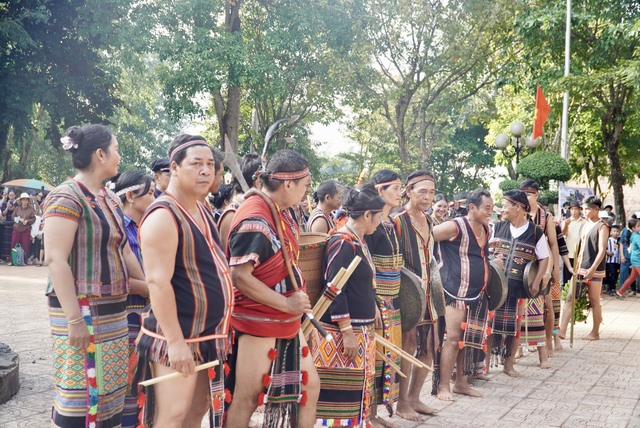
[1,178,54,192]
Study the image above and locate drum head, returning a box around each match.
[487,261,508,311]
[399,267,426,333]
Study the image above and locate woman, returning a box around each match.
[616,219,640,298]
[44,124,145,427]
[211,183,234,223]
[431,194,449,225]
[308,179,342,233]
[11,192,36,261]
[113,170,154,428]
[1,188,18,263]
[312,186,384,427]
[363,170,404,427]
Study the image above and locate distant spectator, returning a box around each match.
[11,193,36,262]
[605,225,622,296]
[150,157,171,198]
[1,188,18,263]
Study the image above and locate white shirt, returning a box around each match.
[510,222,550,259]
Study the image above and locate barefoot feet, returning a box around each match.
[582,332,600,341]
[452,382,483,398]
[396,402,427,422]
[503,364,521,378]
[554,335,563,351]
[371,415,396,428]
[412,400,439,415]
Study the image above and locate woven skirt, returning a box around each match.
[312,323,376,427]
[520,296,546,347]
[49,294,128,428]
[374,295,401,411]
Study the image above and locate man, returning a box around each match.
[225,150,319,428]
[393,170,444,421]
[491,190,549,377]
[150,157,171,198]
[198,148,224,209]
[559,196,609,341]
[562,201,586,283]
[520,180,561,356]
[137,135,234,427]
[433,189,493,401]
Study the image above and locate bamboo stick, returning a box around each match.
[376,349,407,378]
[375,334,433,371]
[139,360,219,387]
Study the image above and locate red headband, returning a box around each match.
[270,168,310,181]
[169,140,208,163]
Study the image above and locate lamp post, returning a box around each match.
[495,120,541,164]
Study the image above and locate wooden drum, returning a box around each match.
[298,232,329,305]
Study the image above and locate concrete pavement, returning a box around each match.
[1,265,639,427]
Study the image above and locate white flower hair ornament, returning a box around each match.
[61,136,78,151]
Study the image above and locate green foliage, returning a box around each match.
[515,151,572,188]
[498,180,520,192]
[539,190,559,206]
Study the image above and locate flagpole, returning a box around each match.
[561,0,571,161]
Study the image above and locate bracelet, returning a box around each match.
[67,316,85,325]
[339,325,353,333]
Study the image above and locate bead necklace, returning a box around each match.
[381,218,401,269]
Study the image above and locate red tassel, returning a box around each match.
[460,322,468,330]
[482,343,487,352]
[301,370,309,386]
[89,377,98,388]
[268,348,278,360]
[488,311,495,320]
[208,367,217,380]
[299,390,308,406]
[262,374,271,387]
[136,391,146,408]
[516,330,521,339]
[136,424,147,428]
[224,362,231,376]
[257,392,266,406]
[213,398,222,411]
[224,388,232,404]
[458,341,464,350]
[486,327,492,336]
[301,346,309,358]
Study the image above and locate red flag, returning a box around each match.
[532,84,551,141]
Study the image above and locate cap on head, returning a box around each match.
[19,192,30,199]
[150,157,170,172]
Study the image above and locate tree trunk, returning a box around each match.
[0,126,9,182]
[394,95,411,168]
[218,0,241,153]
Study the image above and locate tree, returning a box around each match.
[516,0,640,224]
[344,0,515,170]
[515,151,572,189]
[0,0,123,181]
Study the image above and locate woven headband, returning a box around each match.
[345,208,383,217]
[521,187,538,194]
[582,202,599,209]
[504,195,527,209]
[169,140,208,163]
[375,179,402,189]
[115,183,146,197]
[406,175,435,188]
[271,168,310,181]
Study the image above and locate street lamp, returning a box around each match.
[495,120,541,164]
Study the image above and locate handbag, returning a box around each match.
[11,243,26,266]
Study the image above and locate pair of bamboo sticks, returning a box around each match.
[301,256,362,338]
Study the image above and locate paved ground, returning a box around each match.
[1,265,639,427]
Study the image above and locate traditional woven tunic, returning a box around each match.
[308,207,336,232]
[227,191,306,426]
[577,219,608,279]
[491,220,547,361]
[135,195,233,427]
[439,217,491,375]
[313,232,377,427]
[364,220,402,414]
[44,179,130,428]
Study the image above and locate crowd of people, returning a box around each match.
[1,188,46,266]
[39,123,635,428]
